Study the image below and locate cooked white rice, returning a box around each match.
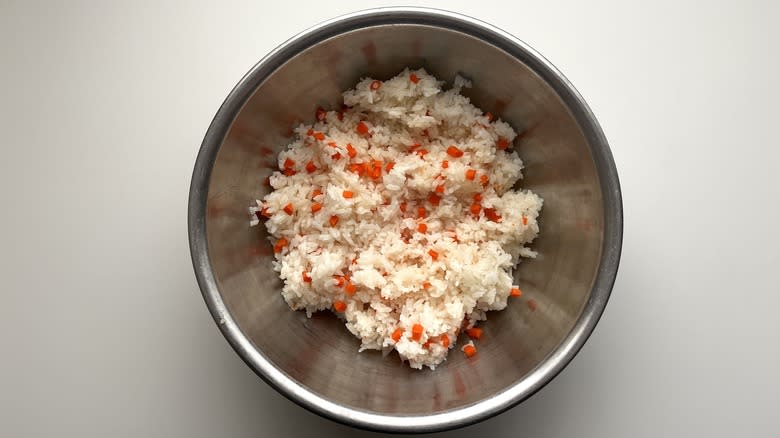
[249,68,542,369]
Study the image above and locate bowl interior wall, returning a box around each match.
[204,24,603,414]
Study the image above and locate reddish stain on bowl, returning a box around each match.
[247,243,272,257]
[494,98,509,114]
[361,41,377,65]
[515,122,538,143]
[411,39,422,57]
[259,146,274,157]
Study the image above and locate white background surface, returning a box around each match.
[2,0,779,436]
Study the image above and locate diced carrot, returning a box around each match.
[411,323,424,341]
[441,160,449,169]
[510,287,522,297]
[283,203,294,215]
[273,237,288,253]
[418,223,428,233]
[345,281,356,295]
[283,158,295,169]
[306,161,317,173]
[316,107,327,122]
[311,203,322,213]
[400,202,407,213]
[465,327,483,340]
[391,328,404,342]
[440,335,450,348]
[410,73,420,84]
[356,121,369,135]
[465,169,476,180]
[312,188,322,198]
[428,249,438,260]
[331,152,342,160]
[417,207,427,219]
[435,184,445,194]
[346,143,357,158]
[522,215,528,226]
[329,215,339,226]
[302,271,312,283]
[370,80,382,90]
[473,193,483,202]
[463,344,477,358]
[283,169,296,176]
[484,208,502,222]
[354,163,368,176]
[385,161,395,172]
[486,208,501,221]
[480,174,489,187]
[255,206,271,219]
[470,203,481,216]
[446,145,464,157]
[333,300,346,312]
[313,132,325,141]
[343,190,354,199]
[497,137,509,150]
[428,193,441,206]
[422,281,431,290]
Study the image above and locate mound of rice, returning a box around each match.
[250,69,542,369]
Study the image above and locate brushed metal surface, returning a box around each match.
[189,7,622,433]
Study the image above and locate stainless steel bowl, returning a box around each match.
[189,7,622,433]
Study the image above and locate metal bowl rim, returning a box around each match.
[188,6,623,433]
